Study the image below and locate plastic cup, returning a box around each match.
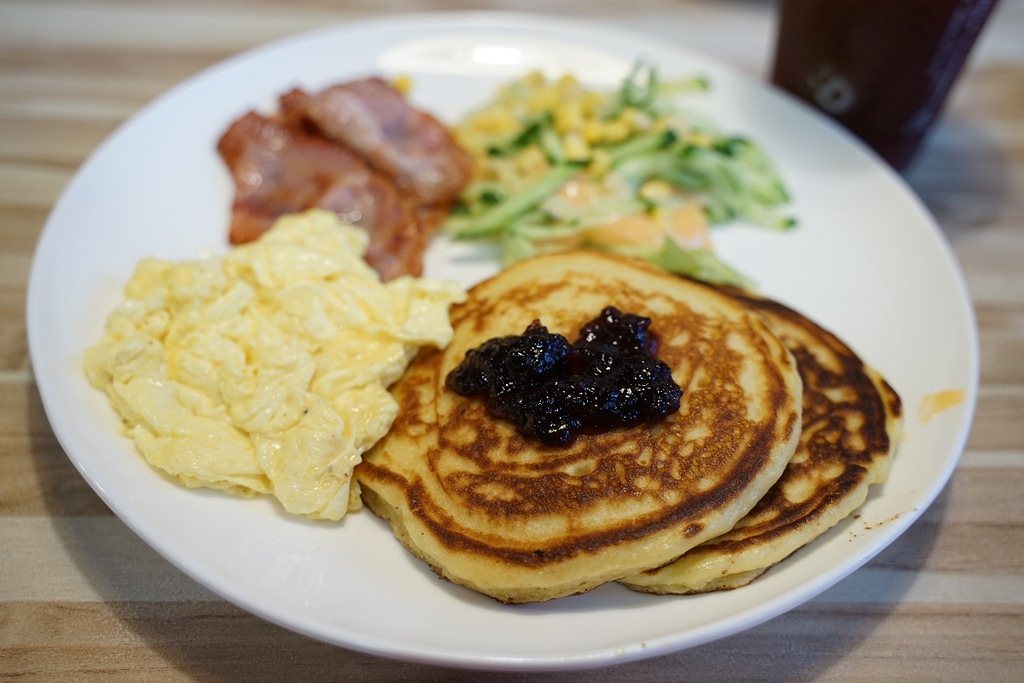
[771,0,998,170]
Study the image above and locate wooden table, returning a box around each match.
[3,1,1022,680]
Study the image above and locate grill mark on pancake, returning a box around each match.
[745,295,893,471]
[394,301,799,566]
[357,460,409,490]
[358,253,805,599]
[390,348,439,430]
[695,465,870,552]
[879,377,903,421]
[724,297,893,521]
[403,417,786,566]
[627,292,901,590]
[454,280,569,336]
[435,316,787,515]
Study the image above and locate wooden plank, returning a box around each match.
[0,378,113,516]
[976,306,1024,385]
[969,387,1024,451]
[2,462,1021,600]
[0,518,212,602]
[0,163,72,208]
[1,601,1022,682]
[1,0,1022,678]
[0,118,120,167]
[0,207,50,253]
[0,44,230,90]
[1,253,31,372]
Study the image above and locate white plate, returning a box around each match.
[27,12,978,671]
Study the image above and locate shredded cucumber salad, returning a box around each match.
[443,64,795,286]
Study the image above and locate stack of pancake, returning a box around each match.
[355,251,902,603]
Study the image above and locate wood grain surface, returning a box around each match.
[3,1,1022,680]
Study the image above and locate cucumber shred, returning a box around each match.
[445,63,796,287]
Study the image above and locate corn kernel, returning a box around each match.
[602,121,630,143]
[634,111,654,132]
[582,120,605,143]
[522,70,545,88]
[557,74,579,91]
[589,149,612,178]
[617,107,651,133]
[616,107,637,127]
[562,131,590,161]
[496,111,521,136]
[391,74,413,95]
[515,146,549,176]
[554,101,584,133]
[639,179,674,201]
[581,91,606,115]
[467,109,515,136]
[527,87,559,115]
[686,132,714,148]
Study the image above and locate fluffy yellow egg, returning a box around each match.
[84,210,466,521]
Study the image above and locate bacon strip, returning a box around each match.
[280,78,473,206]
[218,78,472,280]
[217,112,425,279]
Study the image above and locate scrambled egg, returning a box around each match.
[84,210,465,521]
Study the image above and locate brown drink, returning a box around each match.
[771,0,997,170]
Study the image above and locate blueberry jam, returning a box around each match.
[445,307,682,446]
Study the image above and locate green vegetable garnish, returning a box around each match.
[444,162,586,239]
[446,62,797,286]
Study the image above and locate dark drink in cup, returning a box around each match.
[771,0,997,170]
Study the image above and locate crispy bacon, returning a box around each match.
[280,78,473,206]
[217,112,425,279]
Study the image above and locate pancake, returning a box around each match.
[356,252,802,603]
[621,291,902,595]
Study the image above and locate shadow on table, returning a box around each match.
[902,111,1013,246]
[28,378,950,682]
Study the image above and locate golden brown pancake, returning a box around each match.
[356,252,802,603]
[621,291,902,594]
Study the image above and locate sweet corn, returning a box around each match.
[556,74,579,91]
[391,74,414,95]
[527,87,559,115]
[617,107,652,133]
[639,179,675,201]
[515,146,550,177]
[589,148,612,178]
[580,91,606,116]
[582,120,605,144]
[650,118,676,134]
[686,131,714,148]
[554,101,584,134]
[601,120,631,143]
[522,70,545,88]
[467,109,521,136]
[562,131,590,161]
